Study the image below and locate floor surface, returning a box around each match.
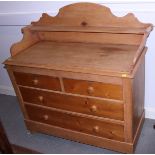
[0,94,155,154]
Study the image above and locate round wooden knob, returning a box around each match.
[33,79,38,85]
[87,86,94,95]
[93,126,99,133]
[90,105,97,112]
[43,114,48,120]
[38,96,44,102]
[81,21,87,26]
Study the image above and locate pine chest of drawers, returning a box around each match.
[3,3,153,153]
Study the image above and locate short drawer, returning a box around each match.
[25,104,124,141]
[20,87,124,120]
[13,71,61,91]
[63,78,123,100]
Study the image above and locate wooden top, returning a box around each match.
[4,2,153,77]
[5,41,143,76]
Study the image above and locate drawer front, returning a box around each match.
[13,72,61,91]
[25,104,124,141]
[63,78,123,100]
[20,87,124,120]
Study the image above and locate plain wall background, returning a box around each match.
[0,0,155,119]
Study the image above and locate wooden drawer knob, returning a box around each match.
[33,79,39,85]
[43,114,49,120]
[90,105,97,112]
[81,21,87,26]
[87,86,94,95]
[93,126,99,133]
[38,96,44,102]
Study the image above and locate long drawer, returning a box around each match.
[20,87,124,120]
[13,71,61,91]
[25,104,124,141]
[63,78,123,100]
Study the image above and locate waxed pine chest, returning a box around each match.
[4,3,153,153]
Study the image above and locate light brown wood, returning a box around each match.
[24,112,144,153]
[4,42,142,77]
[19,86,124,120]
[63,78,123,100]
[25,104,124,141]
[132,58,145,136]
[25,119,133,153]
[25,100,124,125]
[130,47,147,77]
[30,25,150,34]
[133,33,147,65]
[3,2,153,153]
[123,78,133,143]
[7,2,152,59]
[38,31,143,45]
[10,27,40,56]
[13,71,61,91]
[8,65,123,84]
[31,3,152,29]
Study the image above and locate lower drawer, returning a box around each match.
[25,104,124,142]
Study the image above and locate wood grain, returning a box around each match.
[19,86,124,120]
[38,31,142,45]
[4,42,140,76]
[25,120,133,153]
[10,27,40,56]
[30,25,150,34]
[13,71,61,91]
[8,65,123,84]
[32,3,152,29]
[25,104,124,141]
[123,78,133,143]
[132,58,145,136]
[63,78,123,100]
[3,2,153,153]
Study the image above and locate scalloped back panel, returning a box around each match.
[32,3,149,28]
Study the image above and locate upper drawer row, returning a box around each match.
[13,72,123,100]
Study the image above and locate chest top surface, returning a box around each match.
[4,2,153,77]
